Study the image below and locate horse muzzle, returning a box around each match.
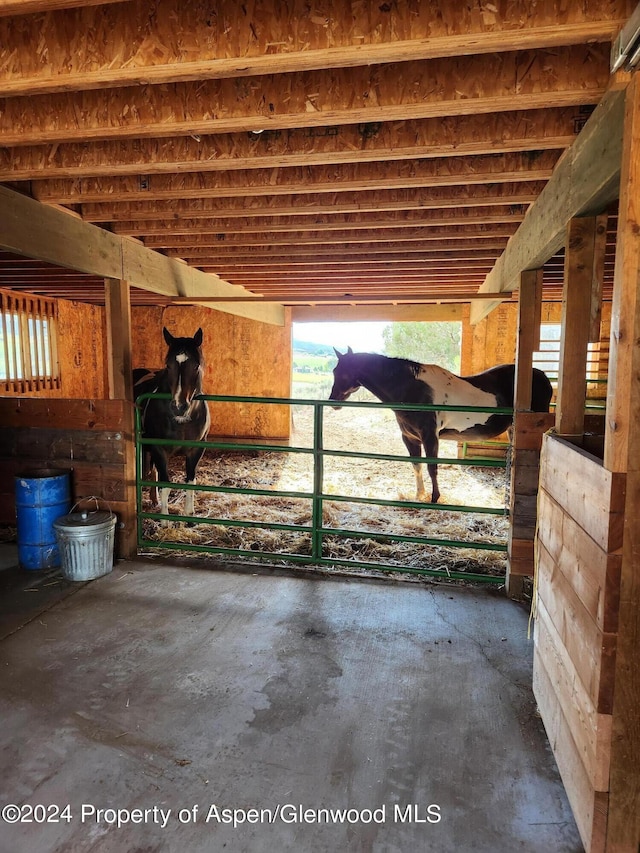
[171,399,190,417]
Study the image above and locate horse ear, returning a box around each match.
[347,346,354,354]
[333,347,343,359]
[163,327,175,345]
[193,328,203,347]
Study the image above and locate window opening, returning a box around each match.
[0,288,60,392]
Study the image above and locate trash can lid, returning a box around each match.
[54,510,113,528]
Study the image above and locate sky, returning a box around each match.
[292,321,386,352]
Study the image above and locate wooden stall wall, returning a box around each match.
[0,397,135,557]
[0,297,107,399]
[534,434,624,853]
[131,305,292,440]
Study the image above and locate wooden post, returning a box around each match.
[105,278,137,560]
[556,216,603,438]
[589,214,608,345]
[506,268,543,599]
[605,73,640,853]
[105,278,133,401]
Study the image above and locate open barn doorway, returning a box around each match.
[291,320,462,400]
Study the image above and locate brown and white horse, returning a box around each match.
[329,348,552,504]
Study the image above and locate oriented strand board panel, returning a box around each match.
[57,298,107,398]
[461,301,564,376]
[462,302,518,374]
[0,296,107,399]
[131,305,292,439]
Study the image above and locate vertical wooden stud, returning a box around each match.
[605,73,640,853]
[514,269,543,411]
[589,214,608,344]
[506,268,543,599]
[556,217,598,438]
[105,278,133,401]
[104,278,137,560]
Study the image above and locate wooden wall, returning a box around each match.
[461,300,566,374]
[1,298,109,399]
[535,434,625,853]
[1,294,293,551]
[0,397,135,557]
[57,299,108,397]
[131,304,292,440]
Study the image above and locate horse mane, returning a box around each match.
[359,352,423,380]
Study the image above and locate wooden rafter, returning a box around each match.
[0,0,632,311]
[0,0,627,95]
[472,84,626,321]
[34,152,560,205]
[0,109,582,182]
[0,47,610,147]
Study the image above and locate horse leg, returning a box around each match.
[422,432,441,504]
[400,435,428,501]
[142,450,159,507]
[184,447,206,519]
[151,449,171,526]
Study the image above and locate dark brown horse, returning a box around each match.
[134,327,211,522]
[329,349,552,504]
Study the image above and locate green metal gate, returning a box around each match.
[135,393,511,584]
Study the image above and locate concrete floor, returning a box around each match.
[0,550,583,853]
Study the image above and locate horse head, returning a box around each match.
[329,346,362,407]
[163,327,205,419]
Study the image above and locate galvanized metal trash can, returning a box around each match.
[54,507,116,582]
[15,469,71,571]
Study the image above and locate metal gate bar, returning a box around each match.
[136,393,511,584]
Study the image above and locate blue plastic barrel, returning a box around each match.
[15,470,71,571]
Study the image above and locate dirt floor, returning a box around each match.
[141,403,511,582]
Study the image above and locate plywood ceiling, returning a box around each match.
[0,0,632,308]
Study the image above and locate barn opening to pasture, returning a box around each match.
[0,2,639,851]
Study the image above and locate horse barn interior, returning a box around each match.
[0,1,639,851]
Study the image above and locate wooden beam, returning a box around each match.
[605,72,640,853]
[0,184,285,324]
[556,217,599,437]
[79,183,544,222]
[35,152,560,205]
[0,109,579,182]
[133,227,517,249]
[115,223,520,245]
[0,0,129,15]
[471,84,627,324]
[292,304,464,323]
[0,47,609,146]
[84,207,526,230]
[150,238,512,255]
[0,0,625,95]
[173,292,515,304]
